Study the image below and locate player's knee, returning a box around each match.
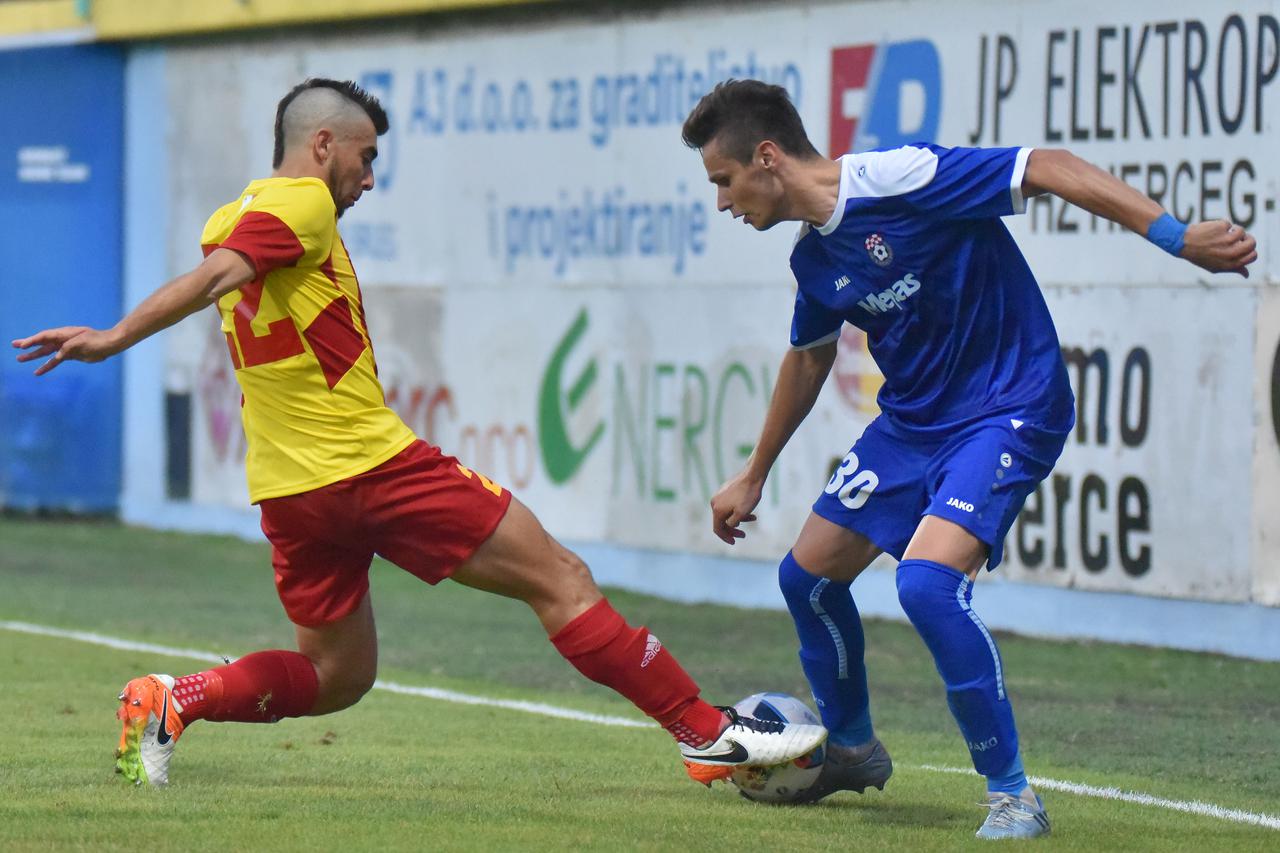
[778,551,818,603]
[515,541,598,614]
[313,660,376,712]
[549,543,599,597]
[324,673,375,711]
[522,544,601,628]
[895,560,956,623]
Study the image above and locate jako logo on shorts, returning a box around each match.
[828,41,942,156]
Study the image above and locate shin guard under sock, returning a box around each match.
[549,599,723,745]
[779,551,873,746]
[176,650,319,725]
[896,559,1021,782]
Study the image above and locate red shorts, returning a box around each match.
[258,440,512,627]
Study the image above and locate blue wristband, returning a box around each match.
[1146,213,1186,256]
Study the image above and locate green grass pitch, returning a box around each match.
[1,517,1277,850]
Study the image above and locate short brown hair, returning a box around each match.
[682,79,819,163]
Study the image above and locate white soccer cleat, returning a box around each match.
[976,788,1052,839]
[115,674,185,787]
[681,705,827,784]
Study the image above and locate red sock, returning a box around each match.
[550,599,726,746]
[174,650,318,725]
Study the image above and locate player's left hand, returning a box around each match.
[12,326,122,375]
[1182,220,1258,277]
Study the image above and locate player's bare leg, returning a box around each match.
[781,513,893,802]
[898,516,1049,839]
[791,511,882,583]
[901,515,987,576]
[448,496,602,635]
[295,594,379,715]
[449,496,827,778]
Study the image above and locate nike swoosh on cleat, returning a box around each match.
[688,739,750,764]
[156,691,173,746]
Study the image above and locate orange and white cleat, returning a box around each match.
[115,674,185,786]
[683,760,736,786]
[679,705,827,786]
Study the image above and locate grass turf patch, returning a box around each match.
[1,517,1278,849]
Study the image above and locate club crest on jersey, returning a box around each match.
[865,233,894,267]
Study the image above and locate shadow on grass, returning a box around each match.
[744,792,967,830]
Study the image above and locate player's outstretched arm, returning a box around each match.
[12,248,255,376]
[1022,148,1258,277]
[711,341,838,545]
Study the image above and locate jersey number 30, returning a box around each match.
[824,450,879,510]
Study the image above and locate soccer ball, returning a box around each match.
[729,692,826,803]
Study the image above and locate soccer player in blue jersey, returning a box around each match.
[682,80,1256,839]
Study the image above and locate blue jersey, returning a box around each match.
[789,145,1074,435]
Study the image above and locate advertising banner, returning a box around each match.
[1002,287,1257,602]
[157,0,1280,604]
[0,44,124,512]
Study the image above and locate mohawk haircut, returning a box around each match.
[272,78,389,169]
[681,79,819,164]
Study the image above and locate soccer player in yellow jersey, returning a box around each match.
[13,78,824,787]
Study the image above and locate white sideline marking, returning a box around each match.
[919,764,1280,831]
[1,621,227,665]
[374,680,651,728]
[0,620,651,729]
[3,620,1277,831]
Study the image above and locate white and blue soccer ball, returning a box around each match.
[729,692,826,803]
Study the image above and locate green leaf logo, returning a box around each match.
[538,308,604,484]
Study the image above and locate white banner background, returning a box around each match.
[151,0,1280,605]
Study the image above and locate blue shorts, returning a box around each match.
[812,413,1070,569]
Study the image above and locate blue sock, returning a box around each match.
[778,551,873,746]
[896,559,1026,791]
[987,753,1029,796]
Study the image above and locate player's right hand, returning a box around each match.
[12,326,121,375]
[1181,220,1258,277]
[710,471,764,545]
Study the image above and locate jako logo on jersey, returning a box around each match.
[865,233,894,267]
[835,274,852,291]
[856,272,921,316]
[946,497,976,513]
[641,633,662,668]
[829,40,942,156]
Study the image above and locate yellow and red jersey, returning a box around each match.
[201,176,414,502]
